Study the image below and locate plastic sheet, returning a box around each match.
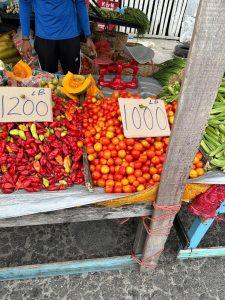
[0,186,129,219]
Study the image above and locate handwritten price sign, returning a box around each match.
[118,98,171,138]
[0,87,53,123]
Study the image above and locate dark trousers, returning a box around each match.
[34,36,80,74]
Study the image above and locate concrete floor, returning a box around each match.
[0,209,224,300]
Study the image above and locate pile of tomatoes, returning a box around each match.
[83,90,205,193]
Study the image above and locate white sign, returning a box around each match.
[118,98,171,138]
[0,87,53,123]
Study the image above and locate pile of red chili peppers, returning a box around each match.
[0,94,84,193]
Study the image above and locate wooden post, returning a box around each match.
[141,0,225,271]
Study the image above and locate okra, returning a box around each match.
[209,143,225,157]
[204,133,220,147]
[205,129,219,141]
[210,158,225,167]
[200,140,211,154]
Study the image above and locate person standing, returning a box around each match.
[19,0,96,74]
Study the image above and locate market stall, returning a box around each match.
[0,0,224,280]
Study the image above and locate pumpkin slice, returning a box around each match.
[7,60,32,81]
[60,86,78,101]
[86,74,103,99]
[62,72,91,94]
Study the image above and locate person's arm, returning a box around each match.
[75,0,97,56]
[19,0,32,60]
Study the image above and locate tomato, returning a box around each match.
[133,180,139,188]
[108,144,115,151]
[112,137,120,145]
[100,158,107,165]
[126,166,134,175]
[154,141,164,150]
[114,157,122,165]
[196,168,205,176]
[122,161,129,167]
[97,179,105,187]
[103,150,111,160]
[107,158,114,166]
[196,161,204,168]
[114,174,123,181]
[86,146,95,155]
[102,174,108,180]
[196,152,203,160]
[134,161,142,169]
[131,150,140,159]
[109,166,115,174]
[118,166,126,175]
[141,140,150,148]
[149,167,157,175]
[101,137,110,146]
[95,165,102,172]
[111,150,118,158]
[101,165,110,174]
[137,184,145,192]
[159,153,166,163]
[118,150,126,158]
[128,175,136,184]
[134,169,142,178]
[139,155,148,163]
[125,155,133,163]
[151,156,160,165]
[143,173,151,181]
[118,141,126,150]
[105,186,113,193]
[152,174,160,182]
[92,171,101,180]
[90,165,95,172]
[137,177,146,184]
[106,179,114,187]
[88,154,95,161]
[118,134,124,141]
[106,131,114,139]
[121,178,129,186]
[134,143,143,151]
[123,185,132,193]
[193,157,200,165]
[126,139,135,146]
[146,150,155,159]
[114,186,123,193]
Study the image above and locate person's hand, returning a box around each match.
[86,37,97,57]
[21,40,32,61]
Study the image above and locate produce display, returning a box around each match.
[201,77,225,172]
[83,90,205,193]
[0,94,84,193]
[6,59,32,81]
[0,32,21,66]
[153,57,186,87]
[90,6,150,35]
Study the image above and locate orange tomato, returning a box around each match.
[196,168,205,176]
[107,158,114,166]
[112,137,120,145]
[193,157,200,165]
[126,166,134,175]
[105,186,113,193]
[100,158,107,165]
[118,150,126,159]
[88,154,95,161]
[121,178,129,186]
[101,165,110,174]
[154,141,163,150]
[137,184,145,192]
[196,161,204,168]
[128,175,136,184]
[134,143,143,151]
[189,170,198,178]
[151,156,160,165]
[86,146,95,155]
[106,179,114,187]
[143,173,151,181]
[152,174,160,182]
[123,185,132,193]
[90,165,95,172]
[114,157,122,165]
[92,171,101,180]
[196,152,203,160]
[134,169,142,178]
[118,141,126,150]
[118,134,124,141]
[97,179,105,187]
[94,142,103,152]
[77,141,83,148]
[103,150,111,160]
[106,131,114,139]
[146,150,155,159]
[139,155,148,163]
[141,140,150,148]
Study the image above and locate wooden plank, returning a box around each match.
[174,0,188,37]
[152,0,164,35]
[162,0,173,36]
[158,0,170,36]
[133,220,146,254]
[168,0,179,36]
[178,247,225,260]
[0,255,141,281]
[171,0,186,37]
[149,0,159,35]
[0,204,152,228]
[141,0,225,271]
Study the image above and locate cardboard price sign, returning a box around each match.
[118,98,171,138]
[0,87,53,123]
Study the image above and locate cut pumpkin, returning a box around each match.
[60,86,78,101]
[62,72,91,94]
[7,60,32,81]
[86,75,103,99]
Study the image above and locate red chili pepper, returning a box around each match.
[62,144,69,156]
[40,156,47,166]
[48,149,59,160]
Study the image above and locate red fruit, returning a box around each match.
[115,157,122,165]
[126,139,135,146]
[105,186,113,193]
[134,169,142,178]
[123,185,132,193]
[114,187,123,193]
[118,166,126,175]
[97,179,105,187]
[151,156,160,165]
[146,150,155,159]
[92,171,101,180]
[134,143,143,151]
[126,166,134,175]
[114,174,123,181]
[152,174,160,182]
[133,161,142,169]
[131,150,140,159]
[125,155,133,163]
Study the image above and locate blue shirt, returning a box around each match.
[19,0,91,40]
